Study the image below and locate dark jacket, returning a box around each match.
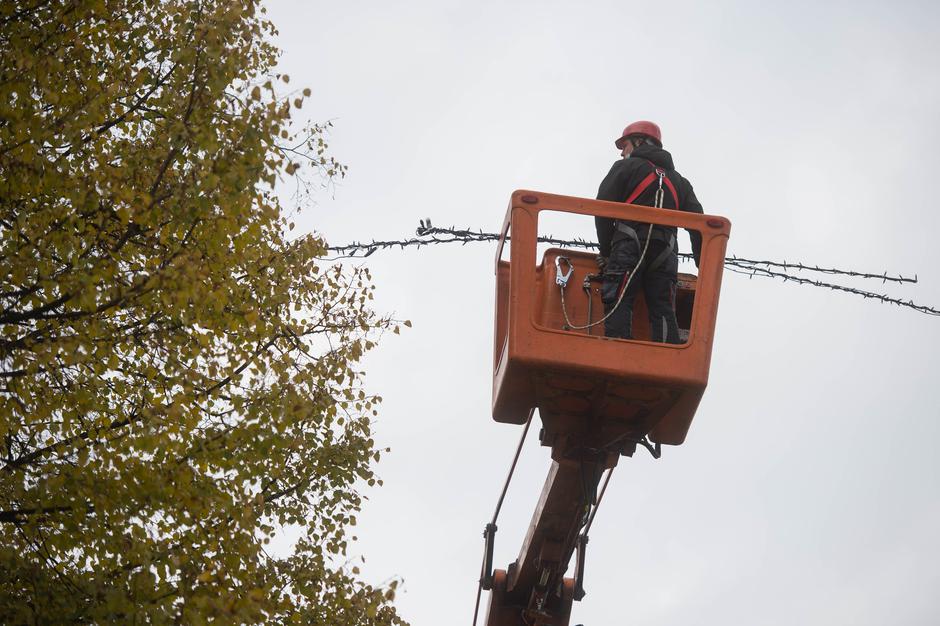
[595,145,703,266]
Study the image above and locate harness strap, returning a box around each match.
[625,171,658,205]
[615,159,681,276]
[614,221,641,248]
[647,233,677,271]
[616,222,676,271]
[657,168,680,209]
[622,160,680,209]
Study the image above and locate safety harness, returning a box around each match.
[556,160,678,331]
[625,160,679,206]
[615,159,679,272]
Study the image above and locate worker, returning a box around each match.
[595,120,704,343]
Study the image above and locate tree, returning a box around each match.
[0,1,407,623]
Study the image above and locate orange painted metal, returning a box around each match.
[492,190,731,446]
[483,190,730,626]
[485,568,575,626]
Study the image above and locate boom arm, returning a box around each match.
[483,447,618,626]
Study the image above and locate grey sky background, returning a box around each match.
[265,1,940,624]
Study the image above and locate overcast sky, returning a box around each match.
[265,1,940,624]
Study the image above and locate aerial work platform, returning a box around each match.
[479,190,730,626]
[492,190,731,447]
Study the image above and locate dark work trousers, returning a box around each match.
[601,232,680,343]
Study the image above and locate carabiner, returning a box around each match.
[555,256,574,288]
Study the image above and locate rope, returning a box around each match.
[559,227,652,331]
[472,408,535,626]
[558,173,667,331]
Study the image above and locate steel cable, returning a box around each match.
[472,408,535,625]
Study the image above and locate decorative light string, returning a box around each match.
[323,222,938,316]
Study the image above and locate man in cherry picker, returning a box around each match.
[595,120,704,343]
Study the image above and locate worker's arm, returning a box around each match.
[595,160,630,258]
[680,179,704,267]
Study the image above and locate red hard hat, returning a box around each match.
[615,120,662,149]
